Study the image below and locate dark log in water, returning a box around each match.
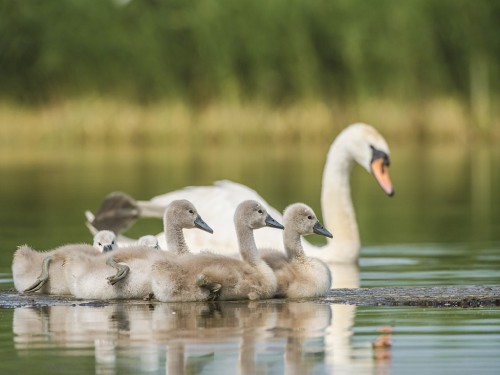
[0,285,498,309]
[324,285,500,307]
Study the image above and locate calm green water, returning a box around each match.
[1,142,500,373]
[1,302,500,374]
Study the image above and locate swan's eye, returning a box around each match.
[307,215,313,220]
[98,242,102,246]
[258,209,263,214]
[188,209,194,214]
[111,241,115,244]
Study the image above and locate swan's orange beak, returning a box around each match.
[371,158,394,196]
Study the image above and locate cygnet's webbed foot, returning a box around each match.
[196,274,222,301]
[106,257,130,285]
[143,293,155,301]
[206,284,221,301]
[23,256,52,293]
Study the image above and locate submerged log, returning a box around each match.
[324,285,500,307]
[0,285,498,309]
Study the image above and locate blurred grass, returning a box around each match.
[0,97,498,150]
[1,1,498,146]
[1,1,498,128]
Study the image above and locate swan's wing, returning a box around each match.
[150,180,279,215]
[149,180,285,254]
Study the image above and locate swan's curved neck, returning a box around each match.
[236,225,260,266]
[165,224,190,255]
[283,229,306,262]
[320,141,360,263]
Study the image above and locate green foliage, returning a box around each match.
[0,0,498,104]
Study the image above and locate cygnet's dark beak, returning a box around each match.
[195,215,214,234]
[103,244,114,252]
[265,214,284,230]
[313,221,333,238]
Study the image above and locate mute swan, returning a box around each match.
[260,203,332,298]
[65,200,213,299]
[12,230,117,294]
[151,200,284,302]
[85,123,393,263]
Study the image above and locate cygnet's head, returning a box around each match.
[283,203,333,238]
[234,200,284,230]
[93,230,118,252]
[164,199,213,234]
[334,123,394,196]
[138,235,161,250]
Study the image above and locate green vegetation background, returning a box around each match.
[0,0,498,144]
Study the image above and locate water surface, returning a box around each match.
[2,301,500,374]
[1,142,499,373]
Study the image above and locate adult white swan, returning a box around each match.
[86,123,394,264]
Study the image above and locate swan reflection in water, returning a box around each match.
[13,264,388,374]
[13,302,323,374]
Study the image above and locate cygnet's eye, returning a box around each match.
[111,241,115,244]
[258,209,263,214]
[188,209,194,214]
[98,242,102,246]
[307,215,313,220]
